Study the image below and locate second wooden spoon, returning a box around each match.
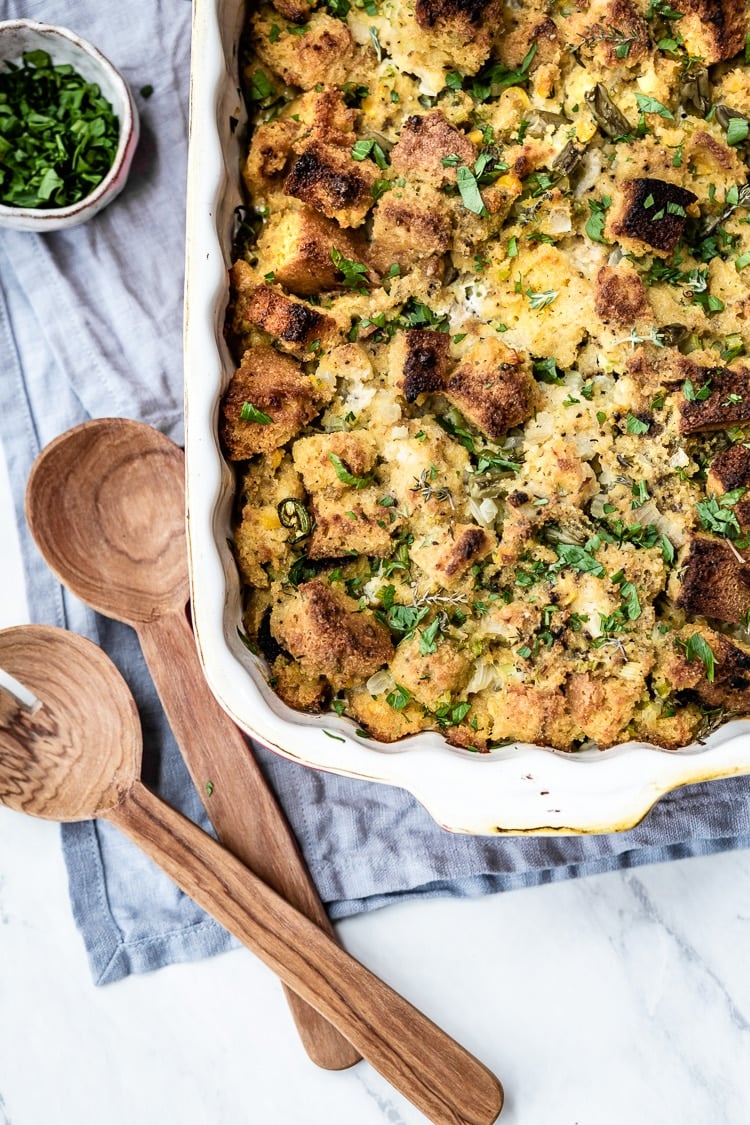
[25,417,358,1070]
[0,624,503,1125]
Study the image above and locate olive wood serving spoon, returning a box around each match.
[25,417,357,1070]
[0,625,504,1125]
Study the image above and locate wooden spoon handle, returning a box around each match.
[138,609,359,1071]
[110,782,503,1125]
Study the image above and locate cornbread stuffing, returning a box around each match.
[222,0,750,752]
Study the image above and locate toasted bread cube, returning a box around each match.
[292,430,379,494]
[293,88,358,143]
[559,0,649,67]
[243,119,300,195]
[308,491,397,558]
[414,0,501,71]
[671,534,750,624]
[252,11,356,90]
[707,444,750,531]
[231,280,338,355]
[594,265,650,327]
[676,0,748,65]
[412,523,495,587]
[485,682,581,751]
[369,184,452,272]
[389,112,476,187]
[346,686,426,742]
[234,452,305,587]
[678,364,750,433]
[284,141,377,228]
[660,625,750,713]
[443,338,537,441]
[496,14,561,70]
[608,178,698,257]
[272,655,330,713]
[567,673,642,748]
[630,700,704,751]
[271,580,394,688]
[391,329,451,402]
[220,346,331,460]
[270,0,317,21]
[389,633,472,710]
[692,631,750,711]
[255,207,368,296]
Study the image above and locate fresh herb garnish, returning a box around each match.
[696,489,746,539]
[386,603,429,636]
[240,401,273,424]
[386,684,412,711]
[679,633,717,682]
[328,453,373,489]
[418,618,443,655]
[0,49,120,209]
[533,357,565,384]
[330,247,370,290]
[635,93,675,119]
[351,137,389,169]
[552,543,606,578]
[683,377,712,401]
[456,162,486,215]
[585,196,612,242]
[626,413,650,435]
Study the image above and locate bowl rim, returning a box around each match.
[0,18,137,220]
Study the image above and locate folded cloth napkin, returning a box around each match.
[2,0,750,987]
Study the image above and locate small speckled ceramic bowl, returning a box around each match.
[0,20,139,232]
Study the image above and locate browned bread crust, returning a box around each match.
[673,535,750,624]
[220,347,330,460]
[271,580,394,687]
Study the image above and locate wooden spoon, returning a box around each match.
[24,417,357,1070]
[0,625,504,1125]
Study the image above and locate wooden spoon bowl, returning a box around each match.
[25,419,187,623]
[0,625,503,1125]
[0,625,139,821]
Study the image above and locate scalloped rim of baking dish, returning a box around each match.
[183,0,750,835]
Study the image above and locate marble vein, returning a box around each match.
[624,871,750,1033]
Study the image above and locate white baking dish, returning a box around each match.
[183,0,750,835]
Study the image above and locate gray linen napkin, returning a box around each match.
[2,0,749,986]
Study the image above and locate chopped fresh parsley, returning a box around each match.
[418,618,443,655]
[456,163,486,215]
[351,137,389,169]
[533,357,565,384]
[726,117,750,146]
[386,684,411,711]
[679,633,717,682]
[453,43,537,102]
[331,247,370,290]
[240,401,273,424]
[385,603,429,637]
[683,378,712,402]
[635,93,674,120]
[328,452,373,489]
[696,489,746,539]
[0,49,120,208]
[631,480,650,509]
[626,413,650,435]
[585,196,612,243]
[552,543,606,578]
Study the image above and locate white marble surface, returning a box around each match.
[1,439,749,1125]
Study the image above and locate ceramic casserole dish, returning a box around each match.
[183,0,750,834]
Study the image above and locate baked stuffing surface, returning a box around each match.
[221,0,750,752]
